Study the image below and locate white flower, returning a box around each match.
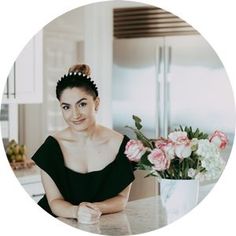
[196,139,224,179]
[175,144,192,159]
[188,168,196,178]
[196,139,220,159]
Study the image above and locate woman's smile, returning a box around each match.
[72,118,86,125]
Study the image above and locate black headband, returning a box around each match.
[58,71,99,97]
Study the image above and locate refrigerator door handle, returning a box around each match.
[156,46,163,137]
[167,46,172,74]
[156,80,161,137]
[12,62,16,98]
[6,77,10,99]
[166,46,172,134]
[157,46,163,74]
[167,78,171,134]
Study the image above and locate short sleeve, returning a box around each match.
[31,136,69,198]
[31,136,59,178]
[94,135,136,201]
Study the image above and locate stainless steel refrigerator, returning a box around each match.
[112,35,235,200]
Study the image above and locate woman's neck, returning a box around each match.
[68,123,100,142]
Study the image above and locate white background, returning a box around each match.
[0,0,235,236]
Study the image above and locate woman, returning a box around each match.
[32,64,136,224]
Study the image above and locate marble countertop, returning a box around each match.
[58,196,167,235]
[57,182,215,235]
[13,167,216,234]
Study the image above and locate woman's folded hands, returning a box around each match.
[77,202,102,224]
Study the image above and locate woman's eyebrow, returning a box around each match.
[61,98,87,106]
[61,102,70,106]
[76,98,87,104]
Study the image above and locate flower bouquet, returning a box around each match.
[125,115,229,181]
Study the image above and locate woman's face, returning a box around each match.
[59,87,99,132]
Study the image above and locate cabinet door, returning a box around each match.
[2,31,43,104]
[22,181,45,202]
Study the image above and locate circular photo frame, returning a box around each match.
[0,1,235,236]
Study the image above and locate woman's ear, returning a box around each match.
[95,97,100,111]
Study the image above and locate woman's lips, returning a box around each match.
[72,118,86,125]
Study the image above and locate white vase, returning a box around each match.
[160,179,199,224]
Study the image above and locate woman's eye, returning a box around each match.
[79,102,87,107]
[62,106,70,110]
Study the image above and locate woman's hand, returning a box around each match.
[77,202,102,225]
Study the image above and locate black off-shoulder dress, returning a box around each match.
[31,135,136,216]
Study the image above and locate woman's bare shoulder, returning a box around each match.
[50,128,71,142]
[99,125,124,144]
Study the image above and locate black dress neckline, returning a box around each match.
[32,133,135,214]
[48,135,127,175]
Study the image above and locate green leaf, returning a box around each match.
[202,134,209,139]
[193,128,199,138]
[136,163,147,170]
[144,171,159,178]
[198,132,203,139]
[132,115,142,123]
[140,152,152,166]
[125,126,153,149]
[135,122,142,130]
[132,115,143,130]
[137,163,153,171]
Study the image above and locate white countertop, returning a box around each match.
[58,183,215,236]
[13,165,41,184]
[58,196,167,235]
[12,166,216,234]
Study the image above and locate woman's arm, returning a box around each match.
[92,183,133,214]
[41,169,101,223]
[40,169,78,218]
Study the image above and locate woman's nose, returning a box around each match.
[72,107,81,118]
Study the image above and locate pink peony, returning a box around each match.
[147,148,170,171]
[209,131,228,150]
[168,131,192,159]
[155,138,175,160]
[168,131,189,144]
[125,140,146,162]
[155,137,169,149]
[175,143,192,159]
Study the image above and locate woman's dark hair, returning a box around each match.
[56,64,98,100]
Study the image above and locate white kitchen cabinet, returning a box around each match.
[14,166,45,202]
[21,179,45,202]
[2,31,43,104]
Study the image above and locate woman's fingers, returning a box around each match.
[77,203,101,224]
[79,206,99,216]
[84,202,100,211]
[79,202,102,215]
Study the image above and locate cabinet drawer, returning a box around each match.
[22,182,45,201]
